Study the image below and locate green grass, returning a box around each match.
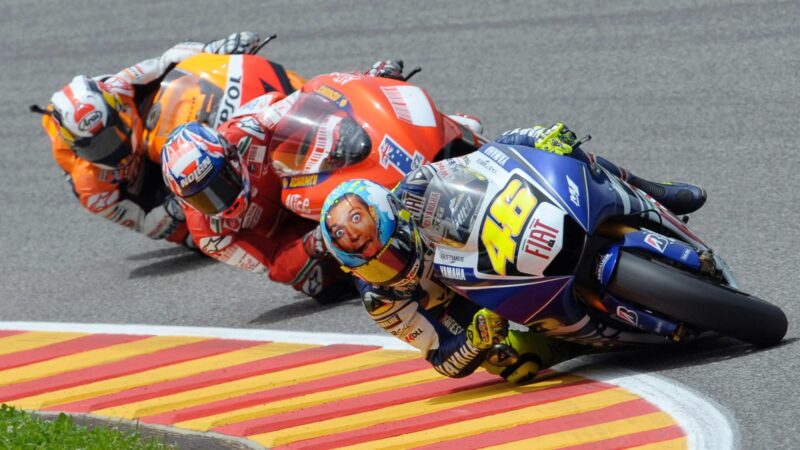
[0,404,174,449]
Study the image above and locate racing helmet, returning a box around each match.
[50,75,137,169]
[161,122,250,219]
[320,179,422,287]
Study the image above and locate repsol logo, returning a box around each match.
[218,75,243,123]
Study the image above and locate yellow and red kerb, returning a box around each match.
[0,330,686,449]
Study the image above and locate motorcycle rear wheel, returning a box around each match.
[607,251,787,347]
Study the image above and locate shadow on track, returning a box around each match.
[249,295,361,326]
[127,250,215,279]
[561,336,799,375]
[125,247,189,261]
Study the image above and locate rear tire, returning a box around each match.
[607,251,787,347]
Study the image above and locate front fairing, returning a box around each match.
[427,143,708,328]
[278,73,460,220]
[142,53,301,162]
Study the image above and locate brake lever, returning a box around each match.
[250,34,278,55]
[402,66,422,82]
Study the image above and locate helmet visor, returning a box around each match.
[182,163,243,215]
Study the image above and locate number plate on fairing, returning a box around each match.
[431,147,568,281]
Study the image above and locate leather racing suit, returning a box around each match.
[41,37,257,247]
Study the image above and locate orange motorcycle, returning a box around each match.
[142,52,304,163]
[268,70,486,220]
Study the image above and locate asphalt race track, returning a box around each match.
[1,0,798,448]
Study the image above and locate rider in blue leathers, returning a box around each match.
[319,123,706,384]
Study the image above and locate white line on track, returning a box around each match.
[0,321,736,449]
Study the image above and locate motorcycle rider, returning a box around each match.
[318,124,707,383]
[37,32,262,248]
[160,60,481,299]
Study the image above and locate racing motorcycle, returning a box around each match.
[141,51,304,162]
[415,142,787,348]
[266,70,486,219]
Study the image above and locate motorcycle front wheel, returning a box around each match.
[607,251,787,347]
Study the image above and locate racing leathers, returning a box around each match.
[183,91,350,298]
[40,33,261,247]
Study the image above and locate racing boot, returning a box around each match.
[594,156,707,215]
[482,330,587,385]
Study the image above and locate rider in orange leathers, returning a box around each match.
[38,32,262,247]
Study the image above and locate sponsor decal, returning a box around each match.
[476,315,490,342]
[378,135,425,175]
[283,174,319,189]
[242,203,263,229]
[597,253,612,283]
[421,191,440,229]
[200,235,233,254]
[616,306,639,326]
[403,327,424,343]
[482,146,510,167]
[363,292,394,316]
[87,190,119,213]
[440,314,464,335]
[285,193,311,215]
[473,154,499,175]
[566,175,581,207]
[215,57,244,125]
[302,264,323,296]
[644,233,668,253]
[380,85,436,127]
[331,72,361,85]
[437,251,465,263]
[449,192,475,233]
[523,218,560,261]
[237,117,265,140]
[77,110,103,132]
[438,341,482,376]
[439,265,466,280]
[681,248,692,261]
[401,191,425,220]
[378,314,403,330]
[314,84,350,110]
[179,157,213,189]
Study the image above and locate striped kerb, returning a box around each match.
[0,330,687,449]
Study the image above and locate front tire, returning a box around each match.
[607,251,787,347]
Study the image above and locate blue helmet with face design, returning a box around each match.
[320,179,421,287]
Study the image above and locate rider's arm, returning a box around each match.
[115,32,261,86]
[358,281,487,378]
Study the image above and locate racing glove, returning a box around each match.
[367,60,404,80]
[204,31,261,55]
[496,123,577,155]
[533,123,577,155]
[303,225,327,259]
[466,308,508,350]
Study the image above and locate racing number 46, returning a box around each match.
[480,178,537,275]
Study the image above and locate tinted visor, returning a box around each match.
[182,163,243,215]
[72,110,132,167]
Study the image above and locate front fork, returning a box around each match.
[588,224,709,341]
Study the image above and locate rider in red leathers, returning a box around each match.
[38,32,262,247]
[161,60,483,299]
